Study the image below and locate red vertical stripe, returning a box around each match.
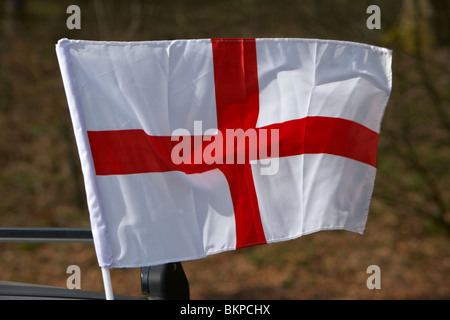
[211,39,267,248]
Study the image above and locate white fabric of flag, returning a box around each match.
[56,38,392,268]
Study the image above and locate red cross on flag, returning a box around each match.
[56,38,392,268]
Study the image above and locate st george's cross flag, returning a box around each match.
[56,38,392,268]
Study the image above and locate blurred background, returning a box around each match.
[0,0,448,299]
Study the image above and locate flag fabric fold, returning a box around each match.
[56,38,392,268]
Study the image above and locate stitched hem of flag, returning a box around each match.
[56,39,115,267]
[57,37,392,55]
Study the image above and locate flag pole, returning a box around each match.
[101,267,114,300]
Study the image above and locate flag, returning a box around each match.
[56,38,392,268]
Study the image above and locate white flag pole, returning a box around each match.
[101,267,114,300]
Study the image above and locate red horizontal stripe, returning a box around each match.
[261,116,379,167]
[87,130,175,175]
[87,117,378,176]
